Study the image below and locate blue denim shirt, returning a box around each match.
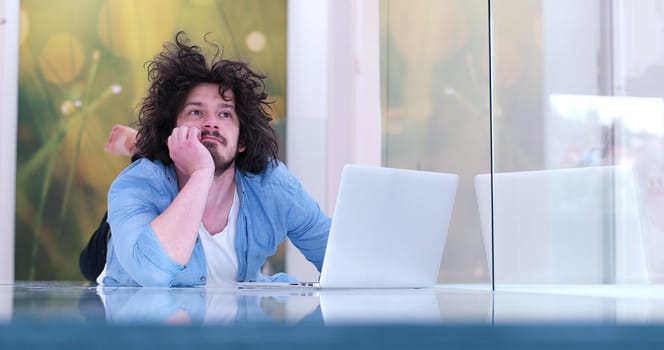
[103,158,330,287]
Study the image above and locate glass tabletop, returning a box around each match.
[1,281,494,326]
[5,282,664,326]
[4,282,664,350]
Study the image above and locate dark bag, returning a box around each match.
[79,212,111,282]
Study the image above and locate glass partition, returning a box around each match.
[382,0,664,285]
[381,0,491,284]
[491,0,664,284]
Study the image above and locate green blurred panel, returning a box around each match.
[16,0,287,280]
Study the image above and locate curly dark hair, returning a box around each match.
[135,31,279,174]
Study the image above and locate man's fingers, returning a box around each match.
[188,127,201,142]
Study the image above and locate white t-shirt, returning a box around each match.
[97,189,240,287]
[198,188,239,286]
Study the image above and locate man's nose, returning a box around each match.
[202,114,219,129]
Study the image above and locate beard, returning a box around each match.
[202,141,237,177]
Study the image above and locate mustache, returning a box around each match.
[200,130,226,144]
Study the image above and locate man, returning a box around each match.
[99,32,330,287]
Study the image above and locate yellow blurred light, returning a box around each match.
[19,9,29,46]
[38,33,85,84]
[246,31,267,53]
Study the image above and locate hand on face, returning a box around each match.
[168,126,214,177]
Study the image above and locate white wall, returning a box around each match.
[541,0,600,95]
[541,0,600,170]
[285,0,381,280]
[0,0,18,285]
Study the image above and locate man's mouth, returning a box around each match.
[200,131,225,144]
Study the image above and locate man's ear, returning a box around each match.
[239,144,246,153]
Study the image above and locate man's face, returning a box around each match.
[176,83,245,175]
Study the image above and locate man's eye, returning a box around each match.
[220,112,231,118]
[190,110,201,115]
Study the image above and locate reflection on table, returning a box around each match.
[95,284,494,325]
[2,282,493,326]
[5,282,664,326]
[5,282,664,350]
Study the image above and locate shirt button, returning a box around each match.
[200,276,206,282]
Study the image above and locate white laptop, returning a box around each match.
[239,164,459,289]
[474,165,649,284]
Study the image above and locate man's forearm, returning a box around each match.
[150,170,213,265]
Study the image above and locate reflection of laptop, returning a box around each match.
[319,288,494,324]
[319,290,442,324]
[474,165,649,284]
[239,164,458,289]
